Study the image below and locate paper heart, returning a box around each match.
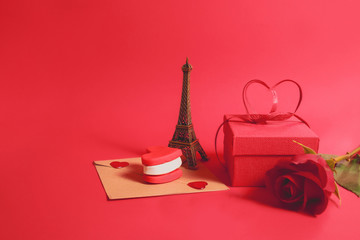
[110,161,129,168]
[141,146,182,166]
[188,181,208,190]
[242,79,303,123]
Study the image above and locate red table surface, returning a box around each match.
[1,1,360,239]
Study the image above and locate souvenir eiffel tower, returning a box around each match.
[169,58,207,169]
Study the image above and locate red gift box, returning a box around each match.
[223,114,319,187]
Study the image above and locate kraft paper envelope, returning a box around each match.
[94,157,229,199]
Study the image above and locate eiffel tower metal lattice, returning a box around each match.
[169,58,207,169]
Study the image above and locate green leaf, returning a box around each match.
[293,140,317,154]
[334,155,360,197]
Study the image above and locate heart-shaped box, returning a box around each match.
[141,146,183,184]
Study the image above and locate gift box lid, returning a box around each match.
[224,114,319,156]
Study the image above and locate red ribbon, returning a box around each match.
[215,79,309,167]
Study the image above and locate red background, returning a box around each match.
[1,0,360,239]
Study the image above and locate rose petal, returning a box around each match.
[292,154,323,166]
[323,167,336,193]
[265,166,293,193]
[274,175,304,204]
[289,155,335,193]
[292,171,323,189]
[270,160,326,189]
[299,155,335,193]
[292,155,328,187]
[302,179,329,215]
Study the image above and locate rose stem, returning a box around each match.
[333,145,360,163]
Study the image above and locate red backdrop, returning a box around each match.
[1,1,359,239]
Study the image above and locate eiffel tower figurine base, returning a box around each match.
[168,141,207,169]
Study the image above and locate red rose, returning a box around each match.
[265,154,335,215]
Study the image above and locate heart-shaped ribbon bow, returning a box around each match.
[240,79,304,123]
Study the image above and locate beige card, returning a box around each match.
[94,157,229,199]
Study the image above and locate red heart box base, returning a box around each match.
[143,168,183,184]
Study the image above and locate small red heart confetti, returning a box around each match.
[188,181,208,190]
[110,161,129,169]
